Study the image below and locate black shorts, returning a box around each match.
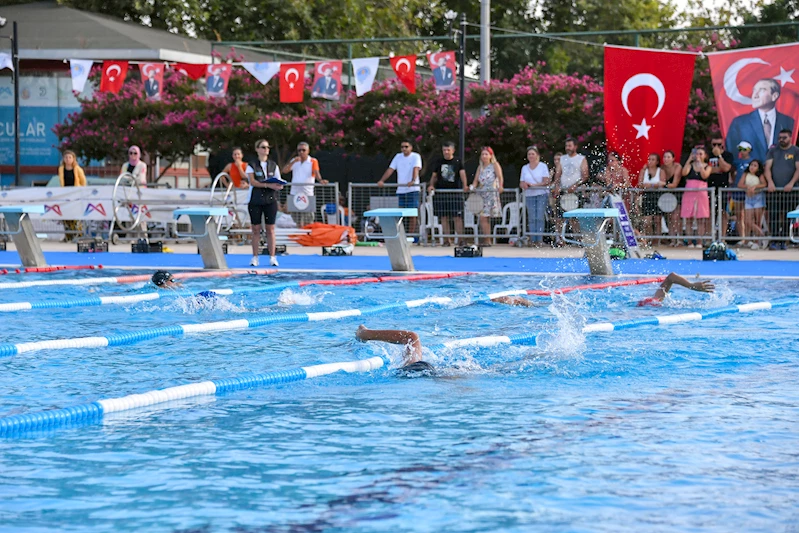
[433,192,464,217]
[248,202,278,225]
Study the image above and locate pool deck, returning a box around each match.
[1,241,797,278]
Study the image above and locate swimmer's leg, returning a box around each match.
[356,325,423,365]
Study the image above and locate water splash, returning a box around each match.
[277,288,327,306]
[531,292,588,361]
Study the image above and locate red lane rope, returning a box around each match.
[113,269,277,284]
[298,272,473,287]
[525,277,666,296]
[23,265,104,273]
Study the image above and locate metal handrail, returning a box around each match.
[209,172,241,233]
[560,217,613,247]
[109,173,143,243]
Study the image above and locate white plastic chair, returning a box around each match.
[423,199,444,245]
[494,201,522,244]
[463,208,480,244]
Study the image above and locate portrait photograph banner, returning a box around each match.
[311,61,342,100]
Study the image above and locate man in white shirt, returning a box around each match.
[378,140,423,234]
[553,137,589,239]
[282,142,328,226]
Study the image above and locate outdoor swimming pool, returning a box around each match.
[0,270,797,532]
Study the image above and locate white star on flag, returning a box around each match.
[774,66,795,88]
[633,118,652,139]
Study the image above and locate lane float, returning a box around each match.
[0,269,277,290]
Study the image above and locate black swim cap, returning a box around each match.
[396,360,435,378]
[152,270,173,286]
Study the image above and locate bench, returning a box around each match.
[174,207,229,270]
[363,208,418,271]
[0,205,47,267]
[563,208,620,276]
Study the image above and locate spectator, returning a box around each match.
[680,146,712,248]
[58,150,86,242]
[764,128,799,249]
[519,145,550,246]
[731,141,755,243]
[221,147,249,189]
[246,139,284,267]
[378,140,423,235]
[121,146,147,187]
[553,138,589,244]
[662,150,684,246]
[427,140,468,246]
[708,135,734,239]
[470,146,504,246]
[282,141,328,227]
[737,159,767,249]
[638,153,667,246]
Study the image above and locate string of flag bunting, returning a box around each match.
[68,50,458,104]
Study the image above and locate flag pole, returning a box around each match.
[458,13,466,164]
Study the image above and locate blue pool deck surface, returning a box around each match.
[1,248,798,277]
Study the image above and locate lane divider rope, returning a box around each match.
[0,356,386,436]
[3,295,796,437]
[427,298,799,351]
[0,265,104,275]
[0,269,277,290]
[0,278,666,355]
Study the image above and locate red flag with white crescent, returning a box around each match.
[708,43,799,161]
[426,51,457,91]
[174,63,207,81]
[280,63,306,103]
[100,60,129,93]
[311,60,342,100]
[139,63,165,101]
[604,46,696,173]
[390,55,416,94]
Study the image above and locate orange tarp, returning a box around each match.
[291,223,357,247]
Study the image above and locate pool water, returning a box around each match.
[0,271,798,532]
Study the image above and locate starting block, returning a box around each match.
[0,205,47,267]
[789,210,799,244]
[174,207,229,269]
[563,208,620,276]
[363,208,417,271]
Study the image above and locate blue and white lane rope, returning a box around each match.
[427,299,799,351]
[0,295,463,357]
[0,356,386,436]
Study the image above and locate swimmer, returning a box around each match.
[490,295,539,307]
[151,270,182,289]
[638,272,714,306]
[356,325,433,375]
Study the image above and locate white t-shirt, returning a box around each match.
[245,161,281,204]
[520,162,550,197]
[560,153,585,189]
[641,167,661,186]
[288,157,319,197]
[389,152,422,194]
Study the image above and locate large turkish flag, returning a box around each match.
[280,63,306,103]
[604,46,696,173]
[390,55,416,94]
[99,60,129,93]
[708,43,799,162]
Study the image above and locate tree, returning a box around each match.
[733,0,799,49]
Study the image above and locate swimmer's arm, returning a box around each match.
[356,327,422,365]
[655,273,715,299]
[490,296,539,307]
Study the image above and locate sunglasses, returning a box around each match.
[711,142,723,146]
[778,136,790,140]
[298,148,308,152]
[737,148,751,152]
[129,151,139,155]
[258,145,270,149]
[401,145,411,149]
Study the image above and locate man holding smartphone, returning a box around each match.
[708,135,734,236]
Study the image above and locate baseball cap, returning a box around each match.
[152,270,174,286]
[736,141,752,151]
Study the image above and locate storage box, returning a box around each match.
[131,240,163,253]
[77,239,108,253]
[322,245,353,256]
[454,245,483,258]
[259,244,287,256]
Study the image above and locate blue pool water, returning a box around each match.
[0,271,798,532]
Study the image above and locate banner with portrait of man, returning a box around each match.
[708,43,799,163]
[311,61,342,101]
[426,51,457,91]
[205,64,232,98]
[139,63,165,101]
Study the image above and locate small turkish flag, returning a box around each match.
[604,46,696,173]
[390,55,416,94]
[280,63,306,103]
[708,43,799,162]
[100,60,129,93]
[174,63,207,81]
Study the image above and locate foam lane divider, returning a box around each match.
[0,269,277,290]
[428,298,799,351]
[0,356,386,437]
[0,265,104,275]
[0,272,477,312]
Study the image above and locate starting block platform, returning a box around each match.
[0,205,47,267]
[789,210,799,244]
[363,208,418,271]
[174,207,229,269]
[563,208,620,276]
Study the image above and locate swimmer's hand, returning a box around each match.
[355,324,367,342]
[690,280,715,293]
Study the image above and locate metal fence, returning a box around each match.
[717,188,799,250]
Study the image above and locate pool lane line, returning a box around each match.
[0,269,278,290]
[0,356,387,437]
[0,275,664,313]
[0,279,669,355]
[0,265,104,275]
[427,298,799,351]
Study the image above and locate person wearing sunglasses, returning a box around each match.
[282,141,328,227]
[245,139,284,267]
[122,146,147,187]
[378,140,423,236]
[708,135,734,240]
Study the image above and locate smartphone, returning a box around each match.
[691,148,697,158]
